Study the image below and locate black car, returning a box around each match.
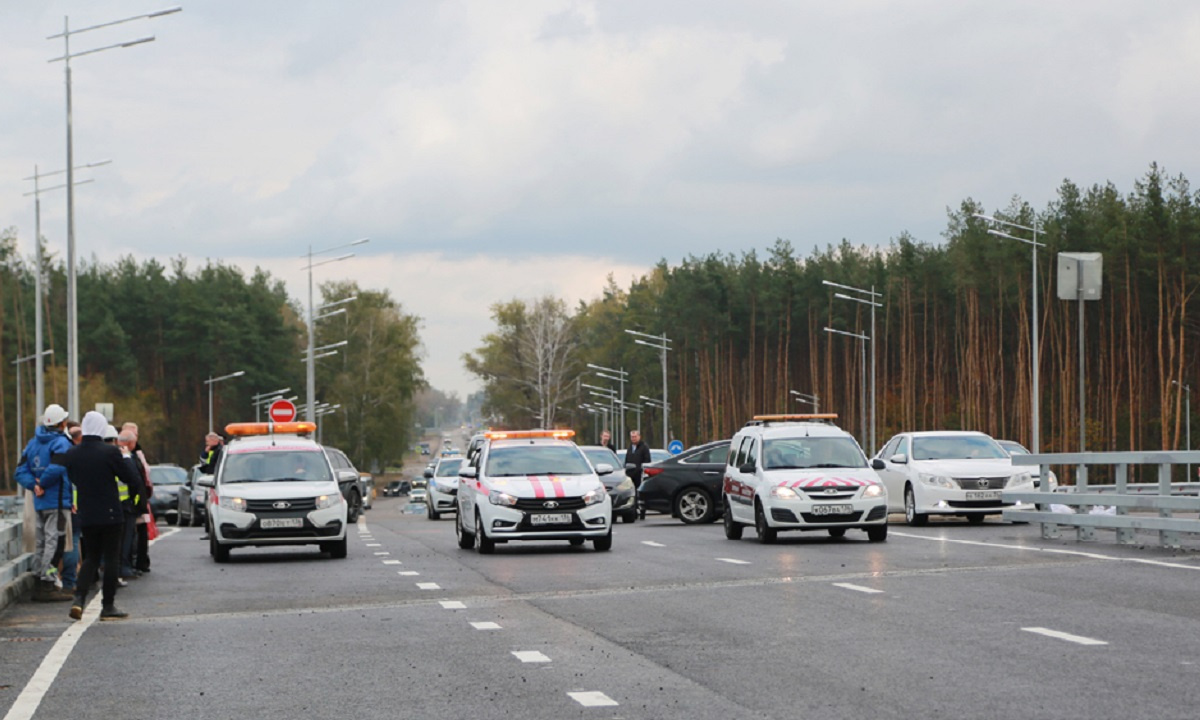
[177,463,210,527]
[638,440,731,524]
[324,446,366,523]
[383,480,410,497]
[579,445,637,523]
[149,464,187,522]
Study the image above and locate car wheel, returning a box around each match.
[967,514,985,524]
[675,487,714,525]
[723,499,743,540]
[474,513,495,554]
[904,485,928,526]
[324,537,348,559]
[456,512,475,549]
[569,538,585,546]
[211,534,230,563]
[622,509,638,524]
[754,501,776,544]
[346,491,362,524]
[828,528,847,538]
[867,525,888,542]
[593,530,613,552]
[427,502,441,521]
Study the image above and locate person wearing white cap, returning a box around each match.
[60,411,144,620]
[14,403,74,601]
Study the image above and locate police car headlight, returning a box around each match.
[1005,472,1033,488]
[769,486,799,500]
[489,490,518,507]
[582,487,607,506]
[919,473,958,489]
[315,494,341,510]
[614,478,635,494]
[862,484,884,499]
[219,496,246,512]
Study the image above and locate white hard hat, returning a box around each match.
[103,424,119,440]
[43,404,69,426]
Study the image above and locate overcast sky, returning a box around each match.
[3,1,1199,399]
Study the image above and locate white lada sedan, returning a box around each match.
[455,430,613,554]
[872,431,1039,525]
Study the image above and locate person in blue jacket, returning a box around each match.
[14,403,74,601]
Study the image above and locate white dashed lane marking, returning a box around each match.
[512,651,550,663]
[417,582,441,590]
[1022,627,1108,646]
[833,583,884,594]
[373,551,389,556]
[641,541,666,547]
[398,571,419,576]
[365,543,382,547]
[569,691,619,707]
[471,621,501,630]
[382,560,402,565]
[716,558,751,565]
[439,601,466,610]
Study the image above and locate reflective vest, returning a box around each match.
[116,476,130,502]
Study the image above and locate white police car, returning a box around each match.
[456,430,613,553]
[200,422,348,562]
[723,415,888,543]
[424,454,463,520]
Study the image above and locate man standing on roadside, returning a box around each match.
[200,432,223,473]
[625,429,653,521]
[14,404,74,601]
[63,411,143,620]
[122,422,153,572]
[600,429,616,454]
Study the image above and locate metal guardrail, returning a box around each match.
[0,493,24,520]
[1004,451,1200,548]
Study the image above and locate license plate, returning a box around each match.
[965,491,1002,501]
[810,504,854,516]
[260,517,304,529]
[530,513,571,525]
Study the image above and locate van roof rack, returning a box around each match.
[745,413,840,427]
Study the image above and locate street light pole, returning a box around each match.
[588,363,628,441]
[12,350,54,458]
[824,280,881,455]
[252,387,291,422]
[304,239,368,422]
[825,327,869,448]
[975,214,1045,454]
[48,6,181,419]
[205,370,245,433]
[626,330,672,447]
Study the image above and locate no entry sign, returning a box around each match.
[269,399,297,423]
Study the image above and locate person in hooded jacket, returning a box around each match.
[14,403,74,601]
[62,411,144,621]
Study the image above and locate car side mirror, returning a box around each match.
[889,453,908,465]
[871,458,886,471]
[423,470,433,479]
[739,463,756,474]
[458,467,477,479]
[197,476,214,488]
[595,463,614,476]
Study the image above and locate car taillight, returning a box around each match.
[643,467,663,477]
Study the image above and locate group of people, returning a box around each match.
[15,405,154,621]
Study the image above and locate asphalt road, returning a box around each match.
[3,502,1200,719]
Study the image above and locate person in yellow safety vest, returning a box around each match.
[200,432,224,474]
[111,427,144,581]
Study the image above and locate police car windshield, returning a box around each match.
[912,435,1008,461]
[435,458,463,477]
[486,445,592,476]
[762,437,866,470]
[221,450,332,483]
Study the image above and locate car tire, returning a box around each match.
[621,509,638,524]
[475,513,495,555]
[867,525,888,542]
[456,512,474,549]
[346,491,362,524]
[754,501,776,544]
[675,487,715,525]
[904,485,928,526]
[324,537,348,559]
[723,499,743,540]
[593,530,613,552]
[569,538,585,546]
[211,534,230,563]
[427,502,441,521]
[828,528,847,538]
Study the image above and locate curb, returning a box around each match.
[0,571,37,615]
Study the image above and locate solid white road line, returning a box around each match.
[641,541,666,547]
[833,582,885,594]
[471,621,501,630]
[716,558,751,565]
[439,601,466,609]
[417,582,441,590]
[1022,627,1109,646]
[568,691,619,707]
[512,651,550,663]
[891,530,1200,572]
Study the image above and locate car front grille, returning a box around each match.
[800,511,863,523]
[955,477,1009,490]
[513,497,587,512]
[799,487,859,500]
[246,497,318,513]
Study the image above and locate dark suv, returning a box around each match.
[324,447,366,523]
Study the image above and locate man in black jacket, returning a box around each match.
[62,412,144,620]
[624,429,652,486]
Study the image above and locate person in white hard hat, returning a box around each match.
[14,404,75,601]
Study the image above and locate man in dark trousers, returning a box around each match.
[624,429,652,518]
[62,411,144,621]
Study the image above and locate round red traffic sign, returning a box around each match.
[269,399,296,423]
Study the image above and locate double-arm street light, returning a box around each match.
[205,370,245,433]
[626,330,672,447]
[790,390,819,413]
[587,363,627,441]
[824,327,869,449]
[974,213,1044,453]
[48,6,181,419]
[304,239,368,422]
[824,280,880,455]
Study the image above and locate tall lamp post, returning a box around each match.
[825,327,869,448]
[975,213,1044,453]
[304,239,368,422]
[205,370,245,433]
[626,330,672,447]
[587,363,627,441]
[23,160,110,417]
[48,6,181,420]
[1173,380,1191,480]
[790,390,819,413]
[824,280,880,454]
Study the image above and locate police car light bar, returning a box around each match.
[484,429,576,440]
[226,421,318,437]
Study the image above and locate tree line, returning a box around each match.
[466,164,1199,468]
[0,235,424,490]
